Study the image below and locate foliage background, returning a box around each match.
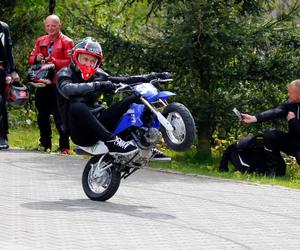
[1,0,300,155]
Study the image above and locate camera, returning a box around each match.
[232,108,242,121]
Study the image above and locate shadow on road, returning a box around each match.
[21,198,176,220]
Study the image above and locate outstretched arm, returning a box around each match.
[242,103,288,124]
[57,68,117,99]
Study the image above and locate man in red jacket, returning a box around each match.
[28,14,74,154]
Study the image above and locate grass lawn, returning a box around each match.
[9,125,64,151]
[8,125,300,189]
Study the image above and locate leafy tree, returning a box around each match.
[111,0,300,155]
[3,0,300,157]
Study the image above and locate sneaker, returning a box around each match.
[0,137,9,150]
[59,148,72,155]
[150,148,171,161]
[105,136,138,156]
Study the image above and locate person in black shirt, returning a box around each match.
[0,21,20,149]
[242,79,300,171]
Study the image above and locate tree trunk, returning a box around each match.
[197,68,212,157]
[49,0,56,14]
[196,121,211,156]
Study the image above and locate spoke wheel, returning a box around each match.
[82,155,121,201]
[162,102,196,151]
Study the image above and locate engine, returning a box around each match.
[129,127,162,166]
[133,127,162,149]
[112,127,162,168]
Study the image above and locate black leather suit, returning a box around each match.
[57,65,166,146]
[0,21,17,139]
[256,101,300,166]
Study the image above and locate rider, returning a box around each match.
[56,37,171,158]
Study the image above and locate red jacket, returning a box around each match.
[28,32,74,84]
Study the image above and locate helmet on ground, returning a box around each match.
[71,37,103,80]
[27,63,55,87]
[6,82,29,107]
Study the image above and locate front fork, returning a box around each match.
[140,96,174,132]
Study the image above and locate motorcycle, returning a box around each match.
[78,78,196,201]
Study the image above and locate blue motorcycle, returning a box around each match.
[80,78,196,201]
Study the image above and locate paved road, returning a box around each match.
[0,149,300,249]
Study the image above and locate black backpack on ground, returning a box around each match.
[219,133,286,176]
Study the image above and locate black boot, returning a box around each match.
[264,149,286,177]
[219,144,236,172]
[150,148,171,161]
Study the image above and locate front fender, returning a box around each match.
[148,91,176,102]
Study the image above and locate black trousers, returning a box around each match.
[69,95,140,146]
[264,129,300,165]
[35,85,69,149]
[0,68,8,139]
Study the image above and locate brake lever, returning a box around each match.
[114,83,129,93]
[158,78,173,82]
[150,78,173,84]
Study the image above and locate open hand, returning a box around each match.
[36,53,45,62]
[11,71,20,82]
[241,113,257,124]
[5,75,12,84]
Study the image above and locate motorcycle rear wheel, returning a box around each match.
[161,102,196,151]
[82,155,121,201]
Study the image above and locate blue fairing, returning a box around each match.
[113,83,175,134]
[152,117,160,129]
[113,104,145,135]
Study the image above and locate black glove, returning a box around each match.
[155,72,172,80]
[94,80,116,91]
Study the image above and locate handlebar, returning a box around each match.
[114,78,173,93]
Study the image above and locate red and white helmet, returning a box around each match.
[6,82,29,107]
[27,63,55,87]
[71,37,103,80]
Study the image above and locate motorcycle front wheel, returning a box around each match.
[161,102,196,151]
[82,155,121,201]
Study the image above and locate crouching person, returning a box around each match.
[240,79,300,173]
[219,133,286,176]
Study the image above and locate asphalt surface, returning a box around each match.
[1,149,300,249]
